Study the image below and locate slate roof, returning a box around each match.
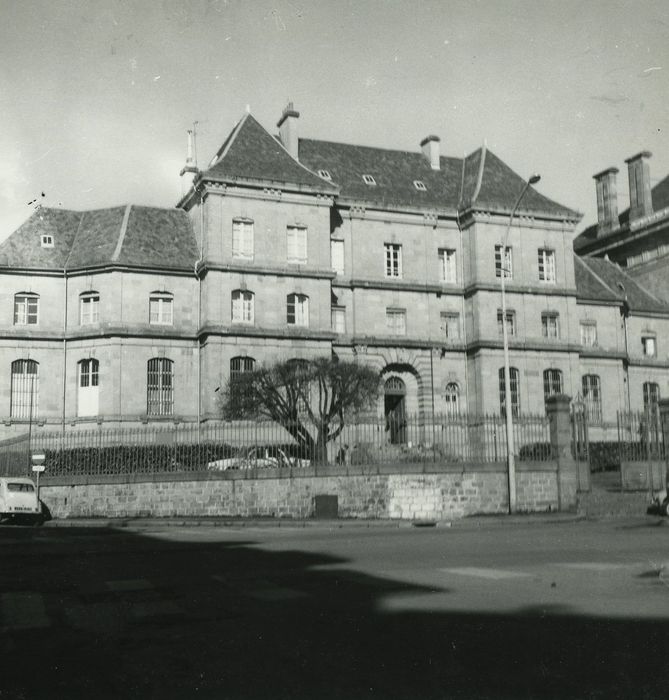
[575,256,668,313]
[203,114,338,194]
[574,172,669,252]
[202,111,580,219]
[0,206,198,272]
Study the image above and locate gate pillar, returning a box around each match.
[657,399,669,490]
[546,394,578,511]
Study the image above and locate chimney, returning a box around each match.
[180,129,198,194]
[624,151,653,221]
[593,167,619,236]
[420,135,440,170]
[277,102,300,160]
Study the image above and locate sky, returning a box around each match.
[1,0,668,242]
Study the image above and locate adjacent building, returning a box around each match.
[1,104,667,440]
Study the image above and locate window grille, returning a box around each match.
[147,358,174,416]
[643,382,660,412]
[10,359,39,420]
[582,374,602,423]
[498,367,520,418]
[543,368,563,402]
[230,356,255,377]
[444,382,460,415]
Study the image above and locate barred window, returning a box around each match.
[384,243,402,278]
[543,368,563,402]
[80,292,100,325]
[232,219,254,259]
[230,356,255,377]
[494,245,512,279]
[231,290,254,324]
[10,359,39,420]
[444,382,460,416]
[147,358,173,417]
[287,293,309,327]
[149,293,173,325]
[643,382,660,412]
[582,374,602,424]
[14,293,39,325]
[499,367,520,418]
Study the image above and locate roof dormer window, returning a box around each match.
[318,169,332,180]
[40,234,54,248]
[362,174,376,186]
[413,180,427,191]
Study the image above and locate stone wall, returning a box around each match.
[39,463,559,521]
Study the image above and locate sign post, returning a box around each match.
[31,453,45,504]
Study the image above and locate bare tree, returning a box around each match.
[219,357,379,463]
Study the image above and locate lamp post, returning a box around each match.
[500,173,540,513]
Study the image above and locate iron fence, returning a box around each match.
[0,412,552,478]
[616,410,665,462]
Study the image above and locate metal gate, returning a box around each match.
[0,433,31,477]
[570,394,590,491]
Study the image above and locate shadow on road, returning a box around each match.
[1,525,667,699]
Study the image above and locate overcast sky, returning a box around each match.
[1,0,668,241]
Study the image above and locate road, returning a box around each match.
[1,517,668,699]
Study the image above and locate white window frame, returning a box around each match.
[79,292,100,325]
[232,219,254,260]
[642,335,657,357]
[331,306,346,334]
[495,245,513,279]
[580,322,597,347]
[384,243,402,278]
[231,290,254,324]
[287,293,309,327]
[331,239,345,275]
[40,234,54,248]
[386,308,406,336]
[413,180,427,191]
[541,313,560,339]
[497,309,516,337]
[287,226,308,264]
[149,293,173,326]
[438,248,457,283]
[318,169,332,180]
[538,248,556,283]
[14,294,39,326]
[362,174,376,185]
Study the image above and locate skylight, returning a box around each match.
[413,180,427,191]
[40,234,54,248]
[318,169,332,180]
[362,174,376,186]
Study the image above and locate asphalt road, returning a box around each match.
[1,517,668,699]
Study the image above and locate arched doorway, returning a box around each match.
[384,376,407,444]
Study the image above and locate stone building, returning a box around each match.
[1,104,667,438]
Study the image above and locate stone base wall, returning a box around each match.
[39,465,559,521]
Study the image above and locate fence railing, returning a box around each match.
[0,412,552,478]
[617,410,666,462]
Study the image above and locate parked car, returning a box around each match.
[647,490,669,517]
[0,477,43,525]
[207,445,310,471]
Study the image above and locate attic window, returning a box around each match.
[413,180,427,191]
[362,174,376,186]
[40,234,54,248]
[318,169,332,180]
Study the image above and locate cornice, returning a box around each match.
[200,261,336,281]
[198,324,335,342]
[338,278,463,294]
[0,264,196,278]
[464,283,578,299]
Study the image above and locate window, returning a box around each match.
[287,293,309,327]
[541,312,560,339]
[287,358,311,412]
[149,293,173,325]
[444,382,460,416]
[386,308,406,336]
[232,219,254,259]
[495,245,512,279]
[413,180,427,191]
[543,369,563,402]
[538,249,556,283]
[331,239,344,275]
[642,335,657,357]
[362,174,376,185]
[14,294,39,325]
[318,169,332,180]
[40,234,54,248]
[231,290,254,324]
[287,226,307,264]
[147,358,173,417]
[384,243,402,278]
[331,306,346,334]
[497,309,516,337]
[438,248,457,283]
[498,367,520,418]
[643,382,660,412]
[230,356,256,377]
[80,292,100,325]
[10,359,39,420]
[582,374,602,423]
[440,312,460,340]
[78,358,99,417]
[580,322,597,347]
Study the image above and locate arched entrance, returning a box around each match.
[384,376,407,444]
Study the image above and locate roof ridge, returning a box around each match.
[111,204,132,262]
[64,210,86,270]
[471,143,487,204]
[300,136,463,161]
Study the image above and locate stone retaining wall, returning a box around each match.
[39,463,559,521]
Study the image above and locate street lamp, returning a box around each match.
[500,173,540,513]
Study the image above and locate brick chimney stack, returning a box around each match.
[277,102,300,160]
[420,135,441,170]
[593,167,619,236]
[625,151,653,221]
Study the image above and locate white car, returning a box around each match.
[0,477,43,525]
[208,447,310,471]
